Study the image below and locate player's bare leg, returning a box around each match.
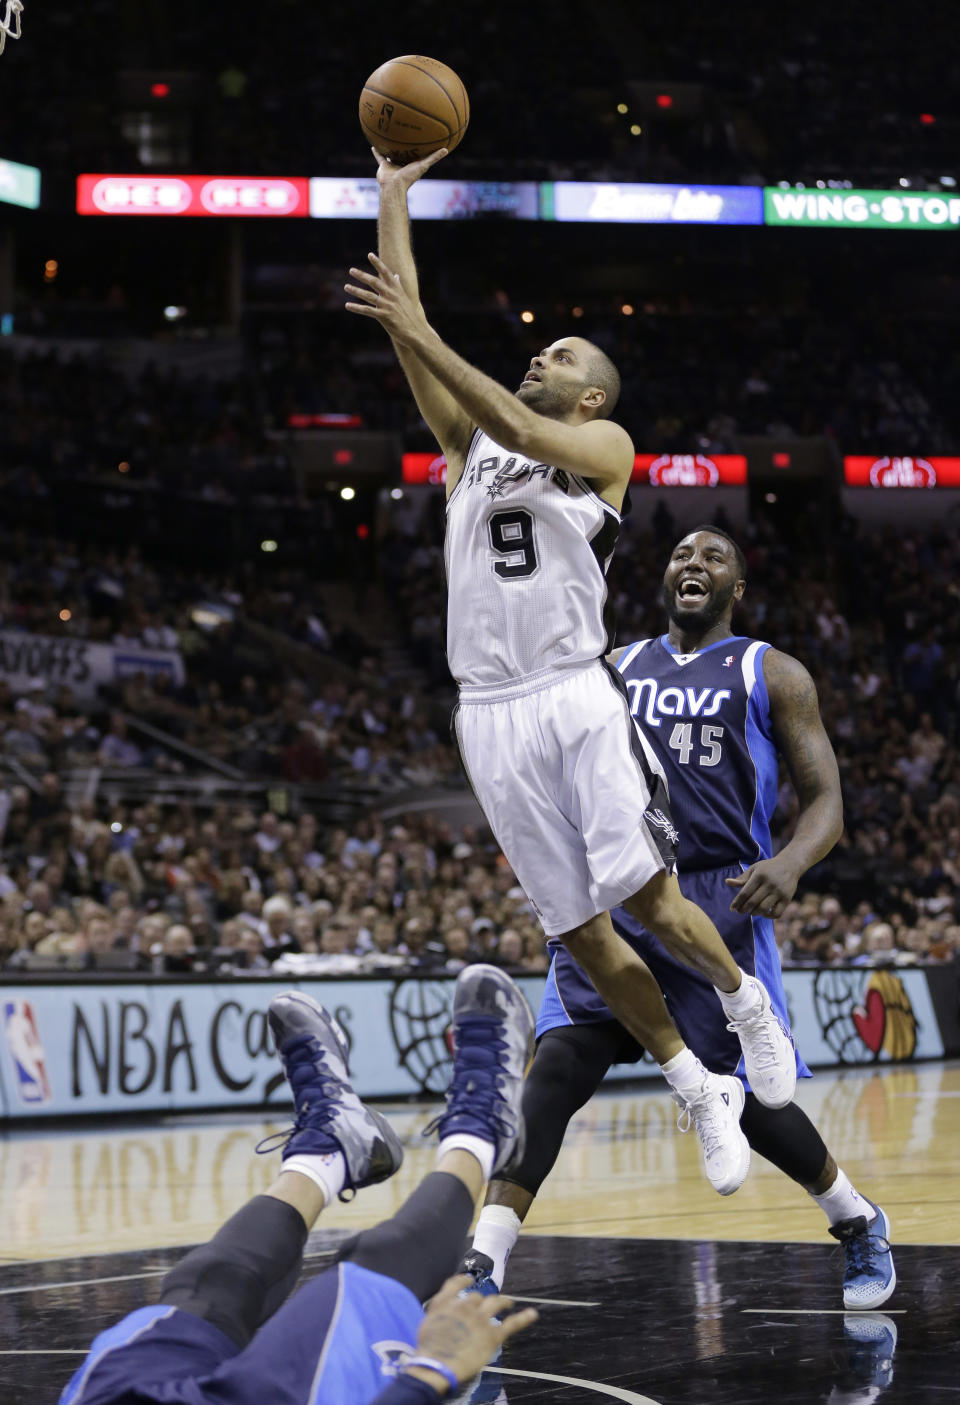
[556,910,682,1062]
[621,871,797,1108]
[620,871,741,990]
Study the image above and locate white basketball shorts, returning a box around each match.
[453,660,678,937]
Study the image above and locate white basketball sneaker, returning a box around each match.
[673,1073,750,1196]
[723,975,797,1109]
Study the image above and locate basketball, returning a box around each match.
[359,55,469,164]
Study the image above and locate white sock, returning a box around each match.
[717,969,762,1019]
[660,1046,708,1100]
[281,1151,347,1206]
[471,1205,522,1288]
[811,1168,876,1227]
[438,1133,495,1182]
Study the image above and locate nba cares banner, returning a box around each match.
[1,967,953,1119]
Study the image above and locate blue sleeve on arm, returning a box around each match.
[366,1374,445,1405]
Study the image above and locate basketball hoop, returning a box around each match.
[0,0,23,56]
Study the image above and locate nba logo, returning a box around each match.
[2,999,52,1105]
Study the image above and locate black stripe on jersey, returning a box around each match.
[589,508,621,655]
[600,658,679,872]
[569,470,623,520]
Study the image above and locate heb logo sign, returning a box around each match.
[633,453,748,487]
[869,456,935,488]
[77,175,308,217]
[2,999,52,1105]
[844,455,960,489]
[402,452,448,485]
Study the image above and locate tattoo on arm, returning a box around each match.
[764,650,843,857]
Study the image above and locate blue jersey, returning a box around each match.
[616,635,777,873]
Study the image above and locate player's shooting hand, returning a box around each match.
[373,145,448,190]
[345,252,429,347]
[402,1274,538,1394]
[726,857,800,918]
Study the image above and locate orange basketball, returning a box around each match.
[359,55,469,164]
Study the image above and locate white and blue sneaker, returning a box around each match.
[258,991,404,1198]
[830,1200,896,1309]
[426,964,534,1175]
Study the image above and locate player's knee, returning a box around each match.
[556,913,612,965]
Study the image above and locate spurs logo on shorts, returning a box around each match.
[645,807,680,846]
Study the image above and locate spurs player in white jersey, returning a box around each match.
[345,147,797,1186]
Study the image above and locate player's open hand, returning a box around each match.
[404,1273,538,1390]
[345,252,428,346]
[726,856,800,918]
[373,145,448,190]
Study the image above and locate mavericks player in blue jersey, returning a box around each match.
[61,968,538,1405]
[463,526,895,1312]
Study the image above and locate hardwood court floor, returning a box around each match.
[1,1061,958,1403]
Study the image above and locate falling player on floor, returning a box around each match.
[61,967,537,1405]
[344,149,796,1192]
[462,526,895,1313]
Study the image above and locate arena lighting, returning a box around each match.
[0,155,40,209]
[286,412,363,428]
[76,175,308,217]
[390,488,404,500]
[340,486,356,501]
[259,540,278,553]
[844,455,960,488]
[401,452,748,487]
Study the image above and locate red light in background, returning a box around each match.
[333,449,354,465]
[151,82,170,98]
[356,523,370,540]
[655,93,674,109]
[772,452,791,468]
[920,112,936,125]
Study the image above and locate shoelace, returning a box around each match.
[423,1016,513,1142]
[725,1005,787,1071]
[255,1035,344,1157]
[841,1226,891,1277]
[675,1085,728,1159]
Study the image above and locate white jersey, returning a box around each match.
[444,428,622,688]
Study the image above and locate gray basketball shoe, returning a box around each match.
[259,991,403,1198]
[427,964,534,1175]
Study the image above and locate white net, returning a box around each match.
[0,0,23,56]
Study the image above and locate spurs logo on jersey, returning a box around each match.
[445,429,621,688]
[457,452,571,500]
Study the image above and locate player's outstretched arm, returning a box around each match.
[726,649,843,917]
[374,151,474,489]
[344,253,634,497]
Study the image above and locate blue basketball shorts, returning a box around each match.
[60,1260,425,1405]
[537,863,810,1087]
